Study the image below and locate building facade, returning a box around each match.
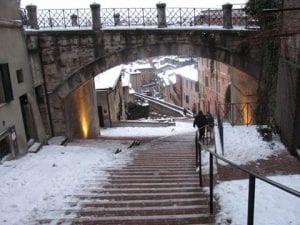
[0,1,45,160]
[197,58,231,115]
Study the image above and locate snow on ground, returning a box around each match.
[217,123,285,165]
[214,175,300,225]
[0,120,298,225]
[101,120,195,137]
[0,139,133,225]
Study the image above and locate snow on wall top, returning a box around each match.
[94,64,124,90]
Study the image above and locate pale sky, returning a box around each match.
[21,0,248,9]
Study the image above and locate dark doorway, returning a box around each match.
[98,106,104,127]
[19,94,37,141]
[20,94,30,141]
[0,135,11,160]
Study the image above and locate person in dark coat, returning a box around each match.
[206,112,214,128]
[193,111,207,140]
[206,112,214,140]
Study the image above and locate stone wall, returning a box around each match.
[64,80,99,138]
[275,0,300,154]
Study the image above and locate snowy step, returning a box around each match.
[65,205,209,217]
[93,177,199,183]
[104,169,197,174]
[28,142,42,153]
[102,182,200,188]
[72,192,206,201]
[106,174,198,179]
[85,186,203,194]
[73,197,209,208]
[37,213,214,225]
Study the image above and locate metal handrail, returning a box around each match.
[195,129,300,225]
[21,6,256,29]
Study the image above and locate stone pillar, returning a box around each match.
[222,3,232,29]
[90,3,101,30]
[156,3,167,28]
[71,14,78,26]
[114,13,120,26]
[26,5,39,29]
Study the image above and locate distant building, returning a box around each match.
[158,64,199,112]
[197,58,231,115]
[0,1,46,160]
[94,65,126,127]
[124,61,155,93]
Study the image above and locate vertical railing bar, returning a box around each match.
[48,9,52,28]
[128,8,130,27]
[247,175,256,225]
[209,152,213,214]
[180,8,182,26]
[193,8,196,26]
[142,8,145,26]
[208,8,211,26]
[63,9,66,28]
[199,141,203,187]
[77,9,80,28]
[195,132,199,168]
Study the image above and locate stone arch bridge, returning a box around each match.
[26,27,261,138]
[24,3,266,140]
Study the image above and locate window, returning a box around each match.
[0,64,13,103]
[205,76,209,87]
[195,83,199,92]
[16,69,24,83]
[186,95,189,103]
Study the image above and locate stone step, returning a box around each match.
[105,174,198,179]
[72,192,206,201]
[85,186,203,194]
[90,177,199,183]
[104,170,198,175]
[74,197,209,208]
[101,182,200,188]
[38,213,214,225]
[65,205,209,217]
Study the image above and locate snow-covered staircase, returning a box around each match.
[37,133,214,225]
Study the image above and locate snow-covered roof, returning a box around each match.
[166,65,198,81]
[158,64,198,86]
[131,62,152,70]
[94,65,124,90]
[153,62,176,70]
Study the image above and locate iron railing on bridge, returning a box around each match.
[21,5,258,29]
[195,129,300,225]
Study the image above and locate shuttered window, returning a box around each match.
[0,63,14,103]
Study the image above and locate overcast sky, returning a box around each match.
[21,0,248,9]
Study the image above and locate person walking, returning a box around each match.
[193,111,207,141]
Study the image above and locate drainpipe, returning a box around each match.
[106,90,112,128]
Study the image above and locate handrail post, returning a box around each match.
[247,175,256,225]
[195,132,198,168]
[209,152,214,214]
